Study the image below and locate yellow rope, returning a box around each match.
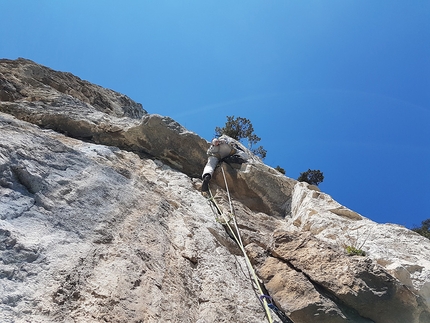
[208,164,274,323]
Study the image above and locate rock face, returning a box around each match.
[1,58,430,323]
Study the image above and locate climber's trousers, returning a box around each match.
[202,156,219,178]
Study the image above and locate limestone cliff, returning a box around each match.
[1,58,429,323]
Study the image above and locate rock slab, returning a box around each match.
[1,58,430,322]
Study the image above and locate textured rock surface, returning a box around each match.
[0,57,145,119]
[1,58,430,322]
[0,113,268,322]
[290,182,430,311]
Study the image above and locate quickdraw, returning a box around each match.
[259,295,295,323]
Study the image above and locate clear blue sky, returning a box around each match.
[1,1,429,228]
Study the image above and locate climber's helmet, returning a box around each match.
[212,138,220,146]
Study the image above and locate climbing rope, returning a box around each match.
[206,163,276,323]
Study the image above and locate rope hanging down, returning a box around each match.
[206,163,295,323]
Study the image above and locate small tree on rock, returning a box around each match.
[275,166,285,174]
[412,219,430,240]
[297,169,324,186]
[215,115,267,159]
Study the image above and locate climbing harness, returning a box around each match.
[205,163,295,323]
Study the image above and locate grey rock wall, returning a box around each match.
[1,58,430,323]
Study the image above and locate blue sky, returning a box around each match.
[1,1,429,228]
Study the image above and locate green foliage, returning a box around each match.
[215,115,267,159]
[275,165,285,174]
[340,228,371,257]
[411,219,430,240]
[252,146,267,159]
[345,245,366,256]
[297,169,324,186]
[215,115,258,144]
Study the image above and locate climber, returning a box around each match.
[201,135,248,192]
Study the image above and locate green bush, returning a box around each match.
[297,169,324,186]
[275,166,285,174]
[345,245,366,256]
[412,219,430,239]
[215,115,267,159]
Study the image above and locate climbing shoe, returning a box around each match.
[201,174,211,192]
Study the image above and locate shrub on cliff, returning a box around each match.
[297,169,324,186]
[275,166,285,174]
[412,219,430,239]
[215,115,267,159]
